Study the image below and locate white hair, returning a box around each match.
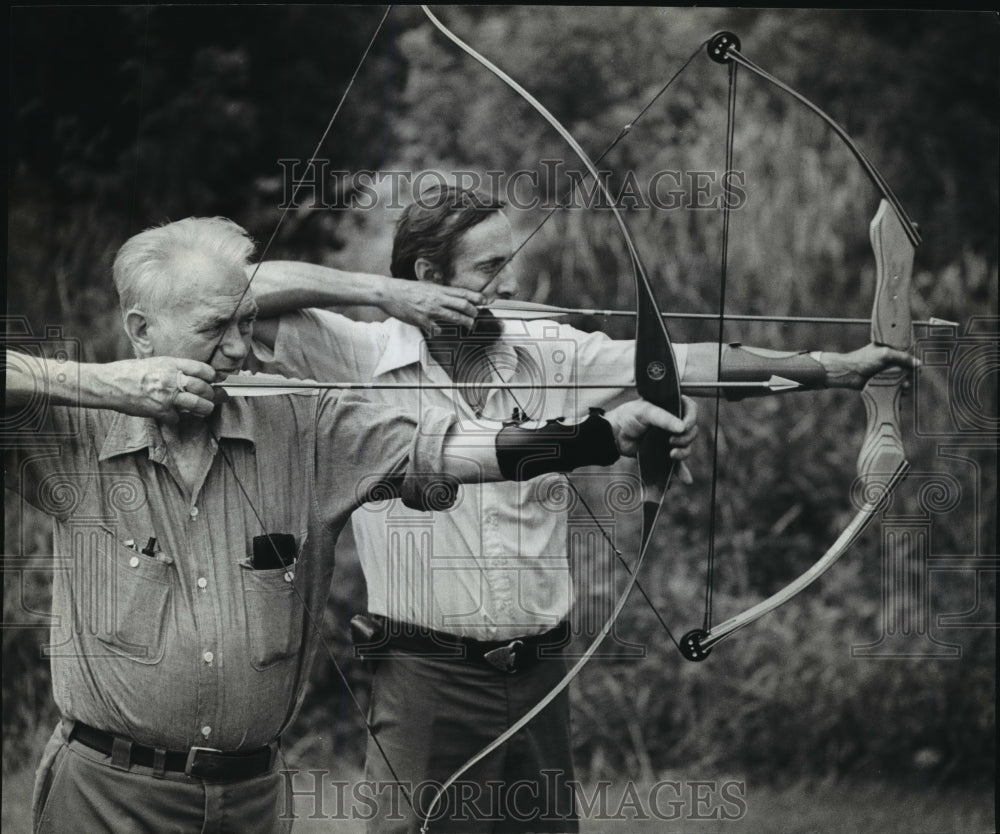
[113,217,256,314]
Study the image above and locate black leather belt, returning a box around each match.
[68,722,275,781]
[379,620,570,674]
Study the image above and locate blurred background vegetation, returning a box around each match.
[5,5,997,831]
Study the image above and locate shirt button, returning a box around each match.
[201,726,212,738]
[189,506,199,519]
[129,556,140,568]
[203,651,214,663]
[197,577,208,589]
[283,571,294,583]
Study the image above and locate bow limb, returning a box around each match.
[680,198,916,660]
[418,6,681,830]
[707,31,921,247]
[421,3,682,523]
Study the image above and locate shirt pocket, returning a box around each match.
[96,542,172,664]
[239,538,306,671]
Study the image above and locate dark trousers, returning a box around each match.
[32,720,292,834]
[363,652,580,834]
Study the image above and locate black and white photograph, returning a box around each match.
[5,6,997,833]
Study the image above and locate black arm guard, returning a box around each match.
[496,408,619,481]
[720,343,827,400]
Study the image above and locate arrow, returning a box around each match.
[217,375,801,396]
[484,299,955,327]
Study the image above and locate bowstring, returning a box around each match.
[197,4,416,814]
[480,351,683,653]
[207,4,394,367]
[466,41,712,650]
[466,42,714,651]
[492,40,709,279]
[212,442,413,811]
[702,51,738,634]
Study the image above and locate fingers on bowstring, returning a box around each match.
[178,373,217,403]
[446,286,485,305]
[177,392,216,419]
[440,307,478,328]
[442,289,484,318]
[177,359,221,384]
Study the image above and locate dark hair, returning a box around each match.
[390,185,505,282]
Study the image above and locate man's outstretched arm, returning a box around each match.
[681,342,918,397]
[9,354,697,485]
[249,261,482,341]
[441,395,698,483]
[6,353,223,423]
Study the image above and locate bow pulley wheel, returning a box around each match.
[707,31,740,64]
[679,629,712,662]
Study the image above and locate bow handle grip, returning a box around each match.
[857,199,915,492]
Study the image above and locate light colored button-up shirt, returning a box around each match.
[5,382,454,750]
[256,310,687,640]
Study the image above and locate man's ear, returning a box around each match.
[124,309,154,358]
[414,257,443,284]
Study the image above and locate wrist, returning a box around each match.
[369,273,391,309]
[82,360,130,409]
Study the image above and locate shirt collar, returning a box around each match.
[98,400,257,462]
[372,319,426,377]
[372,318,518,384]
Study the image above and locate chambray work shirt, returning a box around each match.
[255,310,688,640]
[5,384,455,751]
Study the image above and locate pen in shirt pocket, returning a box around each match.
[123,536,174,565]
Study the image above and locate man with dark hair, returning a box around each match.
[249,185,916,833]
[389,187,507,285]
[4,215,694,833]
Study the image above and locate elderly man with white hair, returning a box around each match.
[5,216,695,833]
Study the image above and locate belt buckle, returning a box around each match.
[185,745,222,776]
[483,639,524,673]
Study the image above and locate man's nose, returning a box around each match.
[495,269,519,300]
[220,325,250,360]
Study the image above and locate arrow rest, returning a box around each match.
[679,629,712,662]
[707,31,741,64]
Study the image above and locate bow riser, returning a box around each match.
[858,199,915,488]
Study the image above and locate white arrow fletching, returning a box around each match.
[767,375,801,391]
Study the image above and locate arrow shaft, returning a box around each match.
[484,304,946,327]
[219,379,790,392]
